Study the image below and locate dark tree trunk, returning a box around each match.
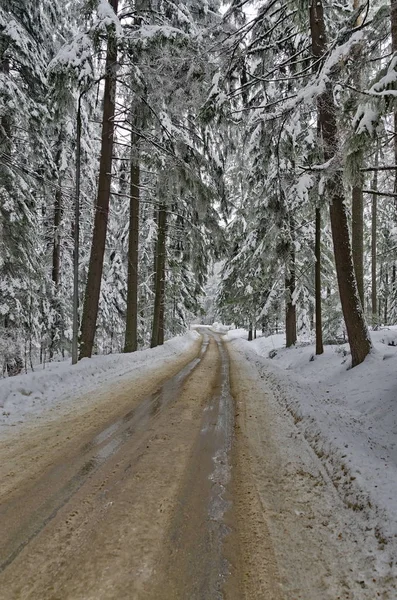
[371,158,378,324]
[52,187,62,287]
[261,318,267,336]
[351,1,364,310]
[79,0,118,359]
[49,185,62,360]
[391,1,397,203]
[0,47,11,146]
[285,226,297,347]
[151,203,167,348]
[52,129,64,291]
[158,245,165,346]
[50,129,65,360]
[124,135,140,353]
[0,46,23,374]
[248,324,253,341]
[309,0,371,367]
[379,264,383,323]
[285,270,297,347]
[352,185,364,308]
[315,206,324,354]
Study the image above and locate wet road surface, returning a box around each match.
[1,330,383,600]
[147,337,238,600]
[0,331,240,600]
[0,337,209,575]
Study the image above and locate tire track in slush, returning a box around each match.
[147,334,240,600]
[0,336,210,575]
[0,332,240,600]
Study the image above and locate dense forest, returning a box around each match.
[1,0,396,372]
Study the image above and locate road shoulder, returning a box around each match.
[228,340,394,600]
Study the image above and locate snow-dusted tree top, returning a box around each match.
[1,0,397,369]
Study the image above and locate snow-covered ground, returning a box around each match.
[226,327,397,571]
[0,331,200,432]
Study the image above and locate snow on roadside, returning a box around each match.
[0,331,200,431]
[226,327,397,571]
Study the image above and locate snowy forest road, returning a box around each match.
[0,331,247,600]
[0,330,392,599]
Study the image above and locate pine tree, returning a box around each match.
[79,0,120,359]
[309,0,371,366]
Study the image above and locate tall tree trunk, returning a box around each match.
[72,96,82,365]
[285,221,297,347]
[391,1,397,203]
[384,270,389,325]
[49,129,65,360]
[124,133,140,353]
[315,206,324,354]
[352,185,364,307]
[351,0,364,310]
[151,203,167,348]
[157,245,165,346]
[49,187,62,360]
[379,263,383,323]
[309,0,371,367]
[52,129,64,290]
[52,187,62,288]
[371,155,378,325]
[0,46,22,375]
[0,46,11,152]
[79,0,118,359]
[285,271,297,347]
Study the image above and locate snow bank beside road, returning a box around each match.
[0,331,200,431]
[227,328,397,555]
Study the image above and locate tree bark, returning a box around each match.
[285,268,297,347]
[352,185,364,307]
[351,0,364,310]
[72,95,82,365]
[309,0,371,367]
[0,44,23,375]
[157,241,165,346]
[52,187,62,287]
[285,221,297,347]
[315,206,324,354]
[49,183,62,360]
[0,45,11,147]
[379,264,383,323]
[151,203,167,348]
[371,154,378,325]
[391,1,397,203]
[79,0,118,359]
[52,128,64,290]
[124,133,140,353]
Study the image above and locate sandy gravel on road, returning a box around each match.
[0,337,201,506]
[228,341,393,600]
[3,333,394,600]
[0,338,223,600]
